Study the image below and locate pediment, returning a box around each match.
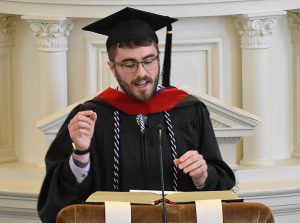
[36,96,93,140]
[183,88,260,138]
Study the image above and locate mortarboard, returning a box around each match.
[82,7,178,87]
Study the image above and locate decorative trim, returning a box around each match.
[0,192,39,220]
[0,15,17,46]
[231,183,240,193]
[236,164,300,217]
[0,54,11,148]
[289,11,300,156]
[0,0,262,5]
[186,87,260,128]
[217,137,241,144]
[242,192,300,217]
[85,39,108,94]
[235,16,278,49]
[1,1,300,19]
[211,119,229,128]
[0,47,16,163]
[167,38,224,99]
[288,12,300,42]
[22,16,73,52]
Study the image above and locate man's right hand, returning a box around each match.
[68,110,97,151]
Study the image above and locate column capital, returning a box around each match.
[0,14,17,46]
[22,16,73,52]
[288,11,300,43]
[235,11,285,49]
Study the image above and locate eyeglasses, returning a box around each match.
[111,56,159,74]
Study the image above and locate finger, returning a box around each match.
[75,114,94,125]
[179,153,203,169]
[173,158,180,166]
[183,159,206,174]
[188,163,207,178]
[69,115,95,131]
[69,120,90,135]
[80,111,97,125]
[182,159,200,174]
[76,120,94,130]
[77,110,95,117]
[178,150,199,163]
[72,128,91,141]
[90,112,97,121]
[68,111,96,150]
[78,111,97,123]
[76,127,90,137]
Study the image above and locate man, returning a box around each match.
[37,7,235,223]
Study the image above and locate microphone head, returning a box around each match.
[157,124,164,131]
[157,124,164,137]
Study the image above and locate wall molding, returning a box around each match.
[172,38,223,99]
[0,40,16,163]
[0,54,12,147]
[85,37,224,99]
[0,193,39,222]
[85,38,108,95]
[1,1,300,18]
[288,11,300,157]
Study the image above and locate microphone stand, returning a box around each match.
[158,124,167,223]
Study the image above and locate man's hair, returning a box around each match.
[108,39,159,61]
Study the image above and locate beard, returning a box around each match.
[115,70,160,102]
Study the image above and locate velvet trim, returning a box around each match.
[97,87,189,115]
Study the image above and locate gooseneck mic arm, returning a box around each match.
[157,124,167,223]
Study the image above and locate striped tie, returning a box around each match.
[136,114,145,133]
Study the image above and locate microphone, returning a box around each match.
[157,124,167,223]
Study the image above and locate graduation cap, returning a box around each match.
[82,7,178,87]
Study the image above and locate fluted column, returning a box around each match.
[288,11,300,157]
[235,12,285,166]
[0,14,17,162]
[22,16,73,116]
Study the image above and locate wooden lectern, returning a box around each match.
[56,202,274,223]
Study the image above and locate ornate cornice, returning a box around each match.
[23,17,73,52]
[1,1,300,18]
[235,16,278,49]
[0,15,17,46]
[288,12,300,42]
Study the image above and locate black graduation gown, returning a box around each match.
[37,90,236,223]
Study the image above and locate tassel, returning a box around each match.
[162,24,173,87]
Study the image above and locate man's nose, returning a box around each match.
[135,62,148,76]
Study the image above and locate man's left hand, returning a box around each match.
[174,150,208,188]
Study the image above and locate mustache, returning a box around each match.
[133,76,153,83]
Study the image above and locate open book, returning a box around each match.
[85,190,242,205]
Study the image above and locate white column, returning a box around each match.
[22,16,73,116]
[0,14,17,162]
[288,11,300,157]
[235,12,285,166]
